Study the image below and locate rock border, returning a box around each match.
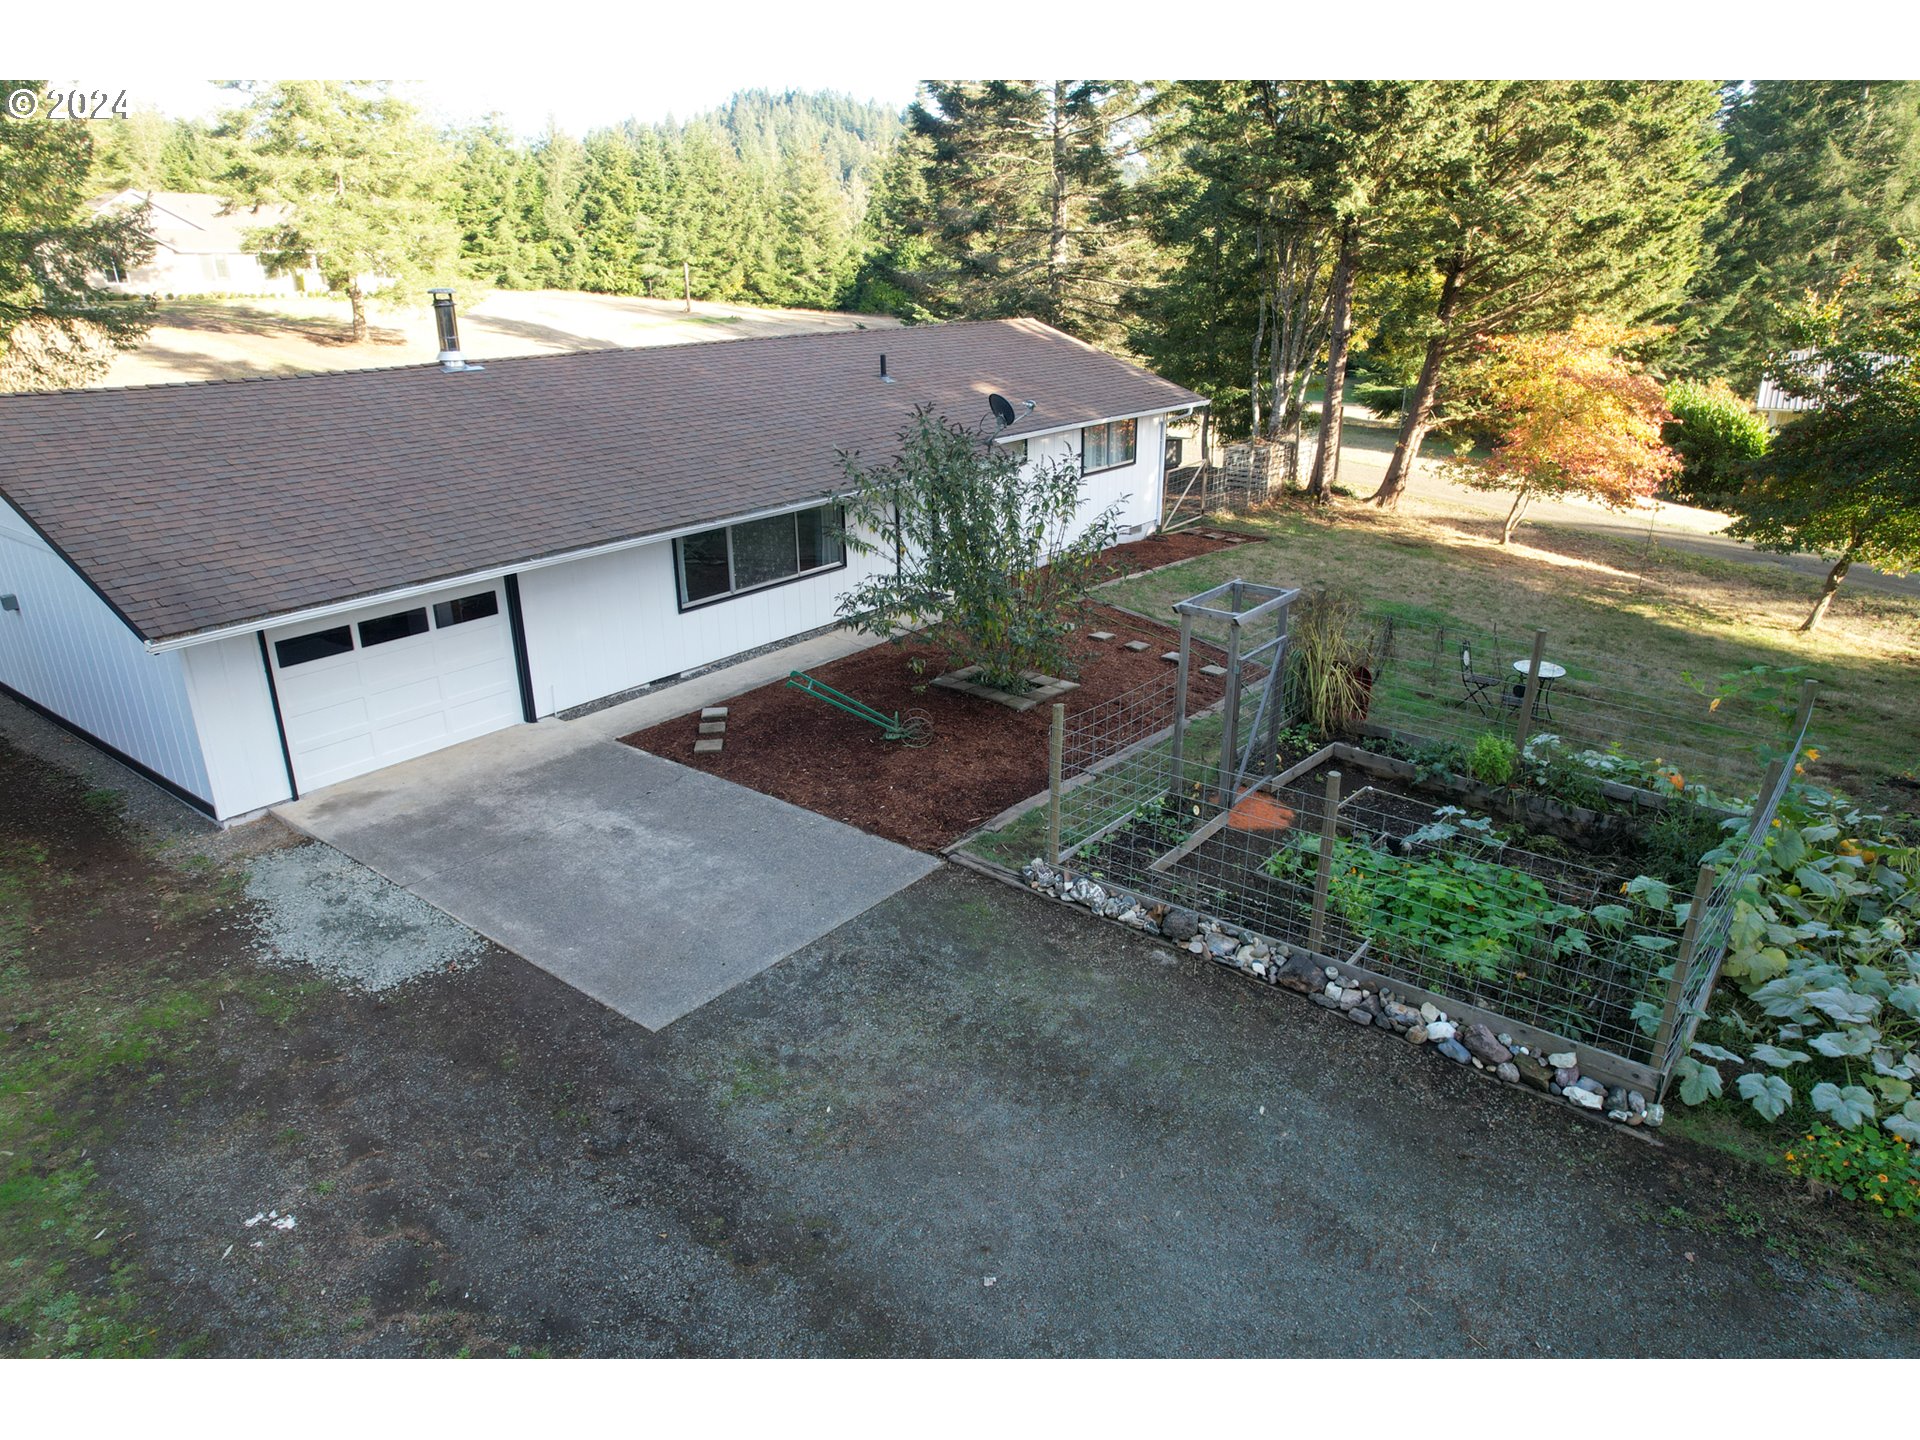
[1014,856,1664,1134]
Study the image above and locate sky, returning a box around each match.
[92,76,923,139]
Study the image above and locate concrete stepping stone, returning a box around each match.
[694,738,724,754]
[1123,640,1150,652]
[698,721,726,735]
[1160,651,1180,663]
[700,706,729,720]
[1088,630,1116,641]
[1200,664,1227,677]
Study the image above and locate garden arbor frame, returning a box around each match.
[1170,579,1300,804]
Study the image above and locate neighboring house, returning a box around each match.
[88,189,324,296]
[0,316,1205,821]
[1754,349,1896,428]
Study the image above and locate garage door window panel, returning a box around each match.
[358,608,429,647]
[274,625,353,668]
[432,591,499,627]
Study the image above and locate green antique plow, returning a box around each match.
[786,670,933,747]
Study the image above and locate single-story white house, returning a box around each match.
[0,315,1206,821]
[88,189,326,297]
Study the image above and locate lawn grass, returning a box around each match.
[1110,497,1920,810]
[0,819,322,1357]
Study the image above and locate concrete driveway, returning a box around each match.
[276,630,936,1030]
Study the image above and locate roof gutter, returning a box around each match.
[144,397,1209,654]
[990,399,1208,446]
[141,492,852,653]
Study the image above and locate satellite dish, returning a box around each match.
[987,393,1017,428]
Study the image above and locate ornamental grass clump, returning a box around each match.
[1285,587,1389,739]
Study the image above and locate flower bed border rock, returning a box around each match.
[945,846,1668,1135]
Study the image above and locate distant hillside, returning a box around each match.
[690,89,903,205]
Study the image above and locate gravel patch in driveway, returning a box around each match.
[246,842,488,991]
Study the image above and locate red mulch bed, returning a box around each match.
[622,603,1226,852]
[1091,527,1250,580]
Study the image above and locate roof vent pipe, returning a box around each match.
[880,352,892,383]
[430,288,466,371]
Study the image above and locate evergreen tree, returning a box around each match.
[846,128,937,319]
[450,118,536,288]
[219,80,461,342]
[1365,81,1723,506]
[576,130,643,293]
[1690,81,1920,391]
[1,79,155,390]
[775,150,851,308]
[901,81,1151,345]
[527,122,586,290]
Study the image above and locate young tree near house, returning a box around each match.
[836,407,1121,694]
[220,81,460,342]
[0,80,155,391]
[1442,320,1680,544]
[1365,81,1721,508]
[1727,273,1920,632]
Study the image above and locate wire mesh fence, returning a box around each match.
[1011,588,1820,1094]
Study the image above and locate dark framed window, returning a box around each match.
[1001,438,1029,464]
[358,608,429,648]
[1081,418,1138,475]
[432,590,499,628]
[674,504,847,610]
[274,625,352,668]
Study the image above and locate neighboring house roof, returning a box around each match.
[87,189,295,257]
[1755,348,1898,413]
[0,318,1206,645]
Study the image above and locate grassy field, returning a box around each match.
[90,289,900,389]
[1100,497,1919,812]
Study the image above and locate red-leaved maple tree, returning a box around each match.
[1444,319,1681,543]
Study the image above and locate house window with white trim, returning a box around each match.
[1081,419,1137,475]
[674,504,847,609]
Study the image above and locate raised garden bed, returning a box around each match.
[1091,527,1253,581]
[622,604,1226,852]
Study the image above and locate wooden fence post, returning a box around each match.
[1513,627,1548,752]
[1309,769,1343,954]
[1651,862,1718,1090]
[683,260,692,313]
[1047,702,1065,867]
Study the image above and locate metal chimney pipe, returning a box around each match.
[430,288,464,370]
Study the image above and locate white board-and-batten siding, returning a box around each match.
[516,529,895,717]
[1015,414,1166,543]
[178,635,294,820]
[0,496,213,807]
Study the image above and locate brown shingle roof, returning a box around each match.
[0,318,1205,643]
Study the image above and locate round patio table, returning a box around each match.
[1510,659,1566,720]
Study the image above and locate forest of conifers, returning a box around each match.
[73,79,1920,455]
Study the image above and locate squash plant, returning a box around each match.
[1674,779,1920,1141]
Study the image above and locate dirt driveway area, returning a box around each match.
[4,727,1918,1357]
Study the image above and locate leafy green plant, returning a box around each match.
[1469,733,1517,786]
[1284,587,1390,739]
[1661,377,1769,508]
[836,406,1121,693]
[1784,1124,1920,1223]
[1264,834,1590,982]
[1674,778,1920,1139]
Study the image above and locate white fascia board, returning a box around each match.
[143,492,852,654]
[991,400,1208,445]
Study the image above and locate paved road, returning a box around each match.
[1316,421,1920,601]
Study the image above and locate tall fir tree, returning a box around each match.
[901,81,1151,345]
[219,80,461,342]
[775,150,852,308]
[575,130,644,293]
[1690,80,1920,391]
[1364,80,1722,506]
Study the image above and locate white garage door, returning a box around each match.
[266,581,523,794]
